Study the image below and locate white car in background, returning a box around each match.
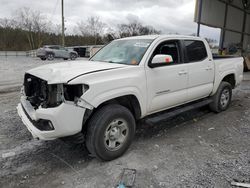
[36,45,78,61]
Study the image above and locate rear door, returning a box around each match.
[183,40,214,101]
[146,40,188,114]
[51,46,60,57]
[58,46,69,58]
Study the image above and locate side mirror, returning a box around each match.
[151,54,173,65]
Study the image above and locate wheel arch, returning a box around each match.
[221,74,236,88]
[70,52,78,56]
[81,94,142,132]
[97,94,142,120]
[212,72,236,95]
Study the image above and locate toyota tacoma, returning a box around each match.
[17,35,244,161]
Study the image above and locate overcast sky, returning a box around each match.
[0,0,220,41]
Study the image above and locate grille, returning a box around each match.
[24,74,48,109]
[24,74,63,108]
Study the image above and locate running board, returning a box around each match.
[145,98,213,124]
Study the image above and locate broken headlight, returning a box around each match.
[63,84,89,102]
[42,84,64,108]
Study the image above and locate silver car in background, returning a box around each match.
[37,45,78,61]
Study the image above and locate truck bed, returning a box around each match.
[212,54,242,59]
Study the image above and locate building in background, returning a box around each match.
[194,0,250,69]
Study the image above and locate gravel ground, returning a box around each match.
[0,57,250,188]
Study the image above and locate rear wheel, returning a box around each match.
[86,104,136,161]
[63,58,68,60]
[70,53,77,60]
[46,53,54,61]
[209,81,232,113]
[40,57,46,61]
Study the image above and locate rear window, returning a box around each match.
[48,46,59,50]
[184,40,207,62]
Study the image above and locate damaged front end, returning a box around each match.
[23,73,90,109]
[17,73,91,140]
[24,74,63,109]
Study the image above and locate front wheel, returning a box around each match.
[209,81,232,113]
[86,104,136,161]
[70,53,77,60]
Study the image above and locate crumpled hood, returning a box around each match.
[26,60,127,84]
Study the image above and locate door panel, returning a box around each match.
[146,64,188,113]
[146,40,188,114]
[58,47,68,58]
[53,46,60,57]
[62,49,69,58]
[187,60,214,101]
[183,40,214,101]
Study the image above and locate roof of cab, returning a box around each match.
[117,34,202,41]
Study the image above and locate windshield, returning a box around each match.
[90,39,153,65]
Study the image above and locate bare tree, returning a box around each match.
[77,16,106,44]
[52,24,62,35]
[15,7,50,49]
[0,18,16,49]
[0,18,18,28]
[205,37,218,48]
[118,21,161,38]
[102,27,117,43]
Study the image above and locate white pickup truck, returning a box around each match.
[17,35,244,161]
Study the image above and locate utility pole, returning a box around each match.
[61,0,65,46]
[196,0,203,37]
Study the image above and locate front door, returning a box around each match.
[146,40,188,114]
[58,46,69,58]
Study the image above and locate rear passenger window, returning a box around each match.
[49,46,59,50]
[184,40,207,62]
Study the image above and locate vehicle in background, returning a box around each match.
[67,47,87,57]
[243,45,250,71]
[36,45,78,61]
[18,35,244,161]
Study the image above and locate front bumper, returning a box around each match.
[17,96,86,140]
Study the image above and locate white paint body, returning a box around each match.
[17,35,244,140]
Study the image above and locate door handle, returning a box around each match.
[178,70,188,75]
[205,67,213,71]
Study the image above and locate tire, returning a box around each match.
[46,53,54,61]
[40,57,46,61]
[63,58,68,60]
[70,53,77,60]
[209,81,232,113]
[86,104,136,161]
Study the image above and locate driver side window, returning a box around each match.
[151,40,181,65]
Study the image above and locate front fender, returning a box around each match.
[84,87,146,117]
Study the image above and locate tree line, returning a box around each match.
[0,7,161,51]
